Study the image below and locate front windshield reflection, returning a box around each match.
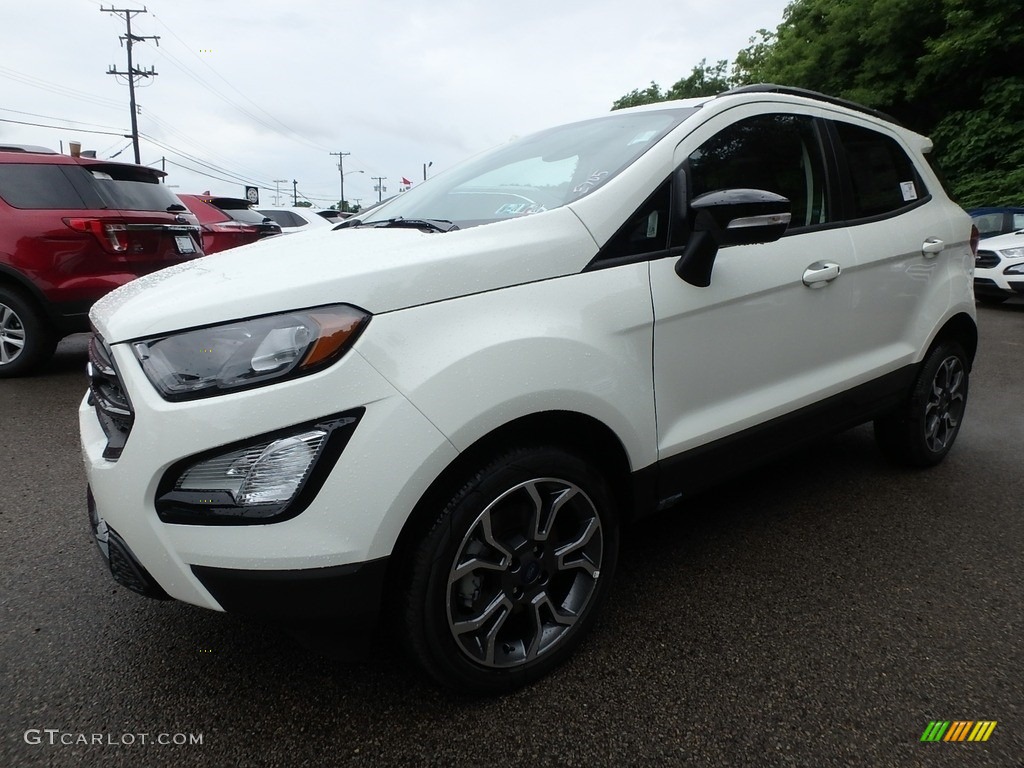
[361,108,695,230]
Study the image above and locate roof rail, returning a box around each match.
[719,84,901,125]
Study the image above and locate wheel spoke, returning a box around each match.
[451,593,513,666]
[448,513,512,585]
[525,593,578,661]
[555,517,601,576]
[524,481,578,541]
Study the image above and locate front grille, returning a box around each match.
[975,250,1000,269]
[87,334,134,460]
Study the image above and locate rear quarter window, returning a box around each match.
[0,164,90,208]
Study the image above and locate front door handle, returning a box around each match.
[802,261,842,288]
[922,237,945,258]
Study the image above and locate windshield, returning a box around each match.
[361,108,695,229]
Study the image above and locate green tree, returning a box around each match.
[612,59,732,110]
[622,0,1024,207]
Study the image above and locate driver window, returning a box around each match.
[688,114,830,229]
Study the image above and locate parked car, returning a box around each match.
[315,209,350,224]
[177,194,282,254]
[969,206,1024,239]
[255,205,336,233]
[973,229,1024,303]
[0,145,202,377]
[82,85,977,694]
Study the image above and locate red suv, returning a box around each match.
[0,146,203,377]
[177,194,281,254]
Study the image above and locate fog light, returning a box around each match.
[177,430,325,505]
[156,410,362,525]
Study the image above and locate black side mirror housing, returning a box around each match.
[675,189,791,287]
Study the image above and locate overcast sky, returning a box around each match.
[0,0,790,208]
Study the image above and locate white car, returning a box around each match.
[255,205,336,233]
[81,85,977,694]
[973,229,1024,304]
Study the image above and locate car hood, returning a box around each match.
[978,229,1024,251]
[91,207,598,342]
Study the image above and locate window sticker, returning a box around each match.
[900,181,918,202]
[646,210,659,239]
[628,129,660,146]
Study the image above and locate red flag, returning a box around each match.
[401,177,412,186]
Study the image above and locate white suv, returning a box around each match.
[81,86,978,693]
[973,229,1024,304]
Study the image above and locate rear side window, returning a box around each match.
[0,164,90,208]
[833,122,925,219]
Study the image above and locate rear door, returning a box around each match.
[824,118,967,373]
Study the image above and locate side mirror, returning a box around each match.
[675,189,791,287]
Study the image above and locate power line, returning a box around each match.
[0,65,124,111]
[146,10,334,154]
[0,107,127,134]
[0,116,126,138]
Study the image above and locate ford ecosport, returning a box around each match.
[80,86,978,693]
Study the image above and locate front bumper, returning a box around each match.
[974,276,1024,299]
[80,341,458,618]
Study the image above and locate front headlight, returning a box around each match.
[132,304,369,400]
[998,247,1024,260]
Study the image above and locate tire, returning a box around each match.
[400,446,619,694]
[0,287,57,378]
[874,340,969,467]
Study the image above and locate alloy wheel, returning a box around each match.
[923,355,966,453]
[446,477,604,669]
[0,302,27,365]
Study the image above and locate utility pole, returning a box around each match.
[292,180,298,206]
[330,151,350,211]
[102,6,159,165]
[272,179,288,205]
[372,176,387,203]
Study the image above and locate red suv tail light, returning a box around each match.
[969,224,980,257]
[64,218,130,253]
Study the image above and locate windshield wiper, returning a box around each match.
[360,217,458,233]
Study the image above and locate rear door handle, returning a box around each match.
[802,261,841,288]
[922,237,945,258]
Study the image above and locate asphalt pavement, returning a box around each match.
[2,303,1022,767]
